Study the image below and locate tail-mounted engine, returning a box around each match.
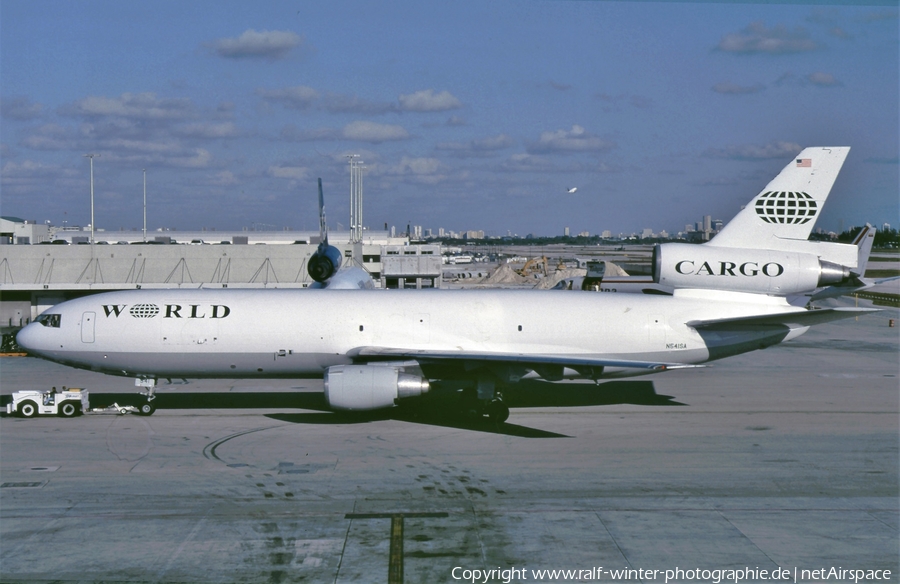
[307,243,343,283]
[652,243,856,296]
[324,365,431,411]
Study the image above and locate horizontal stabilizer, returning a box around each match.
[349,347,701,371]
[687,307,877,330]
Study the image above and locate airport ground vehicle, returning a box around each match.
[7,389,89,418]
[5,389,154,417]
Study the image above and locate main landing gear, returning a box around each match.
[462,378,510,423]
[484,398,510,423]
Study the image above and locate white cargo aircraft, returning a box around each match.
[16,148,876,422]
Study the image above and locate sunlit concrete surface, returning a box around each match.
[1,307,897,583]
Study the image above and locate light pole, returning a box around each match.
[143,169,147,243]
[346,155,366,243]
[84,154,100,244]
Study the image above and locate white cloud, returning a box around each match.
[267,165,309,180]
[171,148,213,168]
[712,82,766,95]
[211,29,303,61]
[20,124,73,150]
[398,89,462,112]
[717,22,818,54]
[527,125,613,154]
[100,138,182,154]
[806,72,842,87]
[1,96,43,121]
[436,134,515,158]
[705,141,802,160]
[384,156,447,184]
[389,157,443,175]
[341,121,409,143]
[209,171,239,186]
[280,125,339,142]
[321,93,395,114]
[62,93,194,120]
[176,122,240,139]
[595,93,652,112]
[498,153,558,173]
[1,159,77,179]
[256,86,319,110]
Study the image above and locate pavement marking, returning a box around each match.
[201,425,281,461]
[389,515,403,584]
[344,512,449,584]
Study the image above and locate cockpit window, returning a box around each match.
[36,314,61,328]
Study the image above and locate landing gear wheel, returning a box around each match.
[137,402,156,416]
[19,400,38,418]
[58,401,77,418]
[485,399,509,423]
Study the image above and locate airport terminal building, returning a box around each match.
[0,218,442,337]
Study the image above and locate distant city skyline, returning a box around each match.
[2,1,897,236]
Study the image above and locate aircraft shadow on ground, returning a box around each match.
[264,380,683,438]
[502,379,685,408]
[0,381,683,438]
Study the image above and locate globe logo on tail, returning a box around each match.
[754,191,818,225]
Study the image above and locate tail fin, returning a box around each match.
[317,177,328,246]
[709,147,850,249]
[851,223,875,276]
[307,178,375,289]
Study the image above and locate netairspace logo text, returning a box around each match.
[450,566,893,583]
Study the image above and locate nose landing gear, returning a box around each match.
[135,378,157,416]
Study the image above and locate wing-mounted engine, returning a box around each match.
[324,365,430,411]
[652,243,857,296]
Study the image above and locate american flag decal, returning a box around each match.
[796,158,812,167]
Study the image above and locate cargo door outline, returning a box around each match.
[81,311,96,343]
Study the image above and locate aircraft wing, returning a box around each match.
[348,347,700,371]
[686,307,877,329]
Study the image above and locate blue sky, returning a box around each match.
[1,0,897,237]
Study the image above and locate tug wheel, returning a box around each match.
[58,401,78,418]
[19,400,38,418]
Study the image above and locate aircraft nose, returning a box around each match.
[16,323,44,354]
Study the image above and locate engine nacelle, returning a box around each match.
[653,243,853,296]
[324,365,430,411]
[307,244,343,283]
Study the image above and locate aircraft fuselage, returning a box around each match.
[17,288,804,380]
